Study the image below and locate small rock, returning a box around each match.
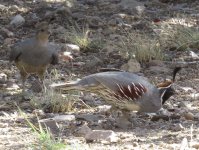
[73,62,85,67]
[32,109,45,117]
[39,118,60,135]
[190,93,199,99]
[180,87,194,92]
[53,115,76,122]
[4,38,12,45]
[64,44,80,52]
[76,124,92,136]
[76,114,104,123]
[86,56,102,69]
[121,59,141,72]
[86,130,119,143]
[171,123,185,131]
[72,13,85,19]
[4,96,11,101]
[189,51,199,59]
[6,82,20,90]
[9,5,19,11]
[0,28,14,38]
[10,14,25,26]
[183,112,194,120]
[192,143,199,149]
[178,101,188,108]
[119,0,145,14]
[64,0,76,8]
[14,0,24,5]
[96,105,111,113]
[59,51,73,62]
[56,6,71,16]
[194,112,199,119]
[135,5,145,15]
[0,4,7,10]
[54,25,67,35]
[119,0,144,9]
[0,73,7,84]
[0,123,8,128]
[133,142,139,147]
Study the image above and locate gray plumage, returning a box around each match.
[10,22,59,92]
[51,70,180,113]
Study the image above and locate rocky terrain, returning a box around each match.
[0,0,199,149]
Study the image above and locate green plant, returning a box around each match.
[65,25,104,52]
[17,106,66,150]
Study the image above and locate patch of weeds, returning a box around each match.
[159,24,199,51]
[17,107,67,150]
[30,88,77,113]
[65,25,104,52]
[119,31,163,63]
[30,71,78,113]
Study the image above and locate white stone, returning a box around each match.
[85,130,119,143]
[10,14,25,26]
[65,44,80,51]
[53,115,76,122]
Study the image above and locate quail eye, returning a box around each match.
[40,29,45,32]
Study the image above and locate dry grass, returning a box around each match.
[119,31,164,63]
[30,89,77,113]
[159,23,199,51]
[29,70,78,113]
[65,25,105,52]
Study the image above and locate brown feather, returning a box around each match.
[114,83,147,101]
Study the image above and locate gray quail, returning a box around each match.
[10,22,58,93]
[51,67,181,113]
[51,67,181,128]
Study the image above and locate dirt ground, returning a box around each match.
[0,0,199,149]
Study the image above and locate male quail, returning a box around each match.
[10,22,58,93]
[51,67,181,113]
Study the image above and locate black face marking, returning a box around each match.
[161,87,175,104]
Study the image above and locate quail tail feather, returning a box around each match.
[50,81,81,90]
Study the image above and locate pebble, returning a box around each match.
[10,14,25,26]
[183,112,194,120]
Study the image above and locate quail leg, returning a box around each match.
[38,72,47,93]
[20,72,28,95]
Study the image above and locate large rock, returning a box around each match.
[76,124,119,143]
[120,59,141,72]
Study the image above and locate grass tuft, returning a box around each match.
[17,106,67,150]
[119,31,163,63]
[65,25,104,52]
[159,24,199,51]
